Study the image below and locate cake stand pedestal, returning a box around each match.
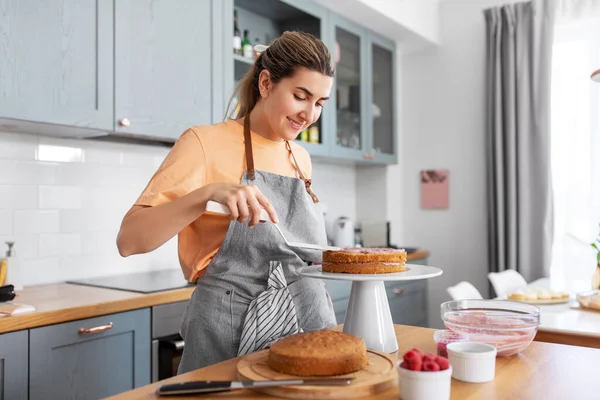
[298,264,443,354]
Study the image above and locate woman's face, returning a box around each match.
[259,67,333,141]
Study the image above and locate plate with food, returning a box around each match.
[506,288,570,305]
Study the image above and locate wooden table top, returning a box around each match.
[106,324,599,400]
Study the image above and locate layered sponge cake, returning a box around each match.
[322,248,407,274]
[267,330,368,376]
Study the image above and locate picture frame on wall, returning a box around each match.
[421,169,449,209]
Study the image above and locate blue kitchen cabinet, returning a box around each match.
[113,0,215,142]
[0,330,28,400]
[367,32,398,164]
[29,308,150,400]
[223,0,331,157]
[328,14,371,163]
[0,0,114,133]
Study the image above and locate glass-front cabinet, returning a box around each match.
[368,33,397,164]
[223,0,329,156]
[328,15,369,161]
[221,0,398,165]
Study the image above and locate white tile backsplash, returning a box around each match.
[39,233,82,257]
[13,210,60,234]
[39,186,83,209]
[0,210,12,235]
[0,131,357,286]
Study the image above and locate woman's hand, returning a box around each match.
[205,182,279,226]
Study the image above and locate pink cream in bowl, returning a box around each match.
[440,300,540,357]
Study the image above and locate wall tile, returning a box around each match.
[14,210,60,234]
[39,186,82,209]
[0,132,37,160]
[39,233,81,257]
[0,210,12,235]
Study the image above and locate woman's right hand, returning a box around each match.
[204,182,279,227]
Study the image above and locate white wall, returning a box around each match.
[0,132,356,286]
[388,0,510,327]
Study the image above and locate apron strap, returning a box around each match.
[243,115,319,203]
[244,115,256,181]
[285,141,319,204]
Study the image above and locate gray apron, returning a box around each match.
[177,117,337,373]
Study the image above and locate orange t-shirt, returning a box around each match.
[133,119,312,282]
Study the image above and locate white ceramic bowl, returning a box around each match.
[397,361,452,400]
[446,342,497,383]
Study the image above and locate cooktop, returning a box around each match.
[67,269,196,294]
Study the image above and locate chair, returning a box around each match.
[487,269,528,298]
[446,281,484,300]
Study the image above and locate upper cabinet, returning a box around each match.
[223,0,330,157]
[329,15,369,162]
[113,0,213,141]
[0,0,114,133]
[368,33,397,164]
[1,0,398,163]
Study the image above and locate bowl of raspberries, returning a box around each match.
[397,348,452,400]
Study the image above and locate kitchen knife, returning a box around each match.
[155,378,354,396]
[205,201,341,252]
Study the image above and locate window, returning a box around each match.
[550,17,600,292]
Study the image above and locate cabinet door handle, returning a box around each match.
[119,118,131,127]
[392,288,404,295]
[78,322,113,334]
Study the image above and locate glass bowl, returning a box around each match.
[440,300,540,357]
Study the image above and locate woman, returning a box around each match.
[116,31,337,373]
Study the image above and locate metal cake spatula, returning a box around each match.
[205,201,341,252]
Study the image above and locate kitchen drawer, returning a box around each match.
[152,300,188,339]
[29,308,150,400]
[387,284,427,326]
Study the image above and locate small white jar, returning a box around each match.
[446,342,497,383]
[397,361,452,400]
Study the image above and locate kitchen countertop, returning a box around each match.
[535,301,600,349]
[106,324,599,400]
[0,283,195,334]
[0,251,429,334]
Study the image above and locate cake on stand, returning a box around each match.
[299,264,443,353]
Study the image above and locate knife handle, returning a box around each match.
[156,381,233,396]
[205,200,272,222]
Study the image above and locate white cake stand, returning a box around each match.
[298,264,443,353]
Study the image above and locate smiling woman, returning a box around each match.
[116,31,338,374]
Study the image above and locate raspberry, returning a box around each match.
[422,352,436,363]
[435,356,450,370]
[403,350,421,364]
[437,342,448,358]
[422,360,441,371]
[402,350,423,371]
[404,357,423,371]
[410,348,423,358]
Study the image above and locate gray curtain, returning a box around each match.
[484,0,556,283]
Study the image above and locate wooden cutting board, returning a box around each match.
[236,349,398,399]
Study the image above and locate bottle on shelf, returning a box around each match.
[308,125,320,144]
[233,10,242,56]
[300,129,308,142]
[242,30,253,59]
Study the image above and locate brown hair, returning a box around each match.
[226,31,335,119]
